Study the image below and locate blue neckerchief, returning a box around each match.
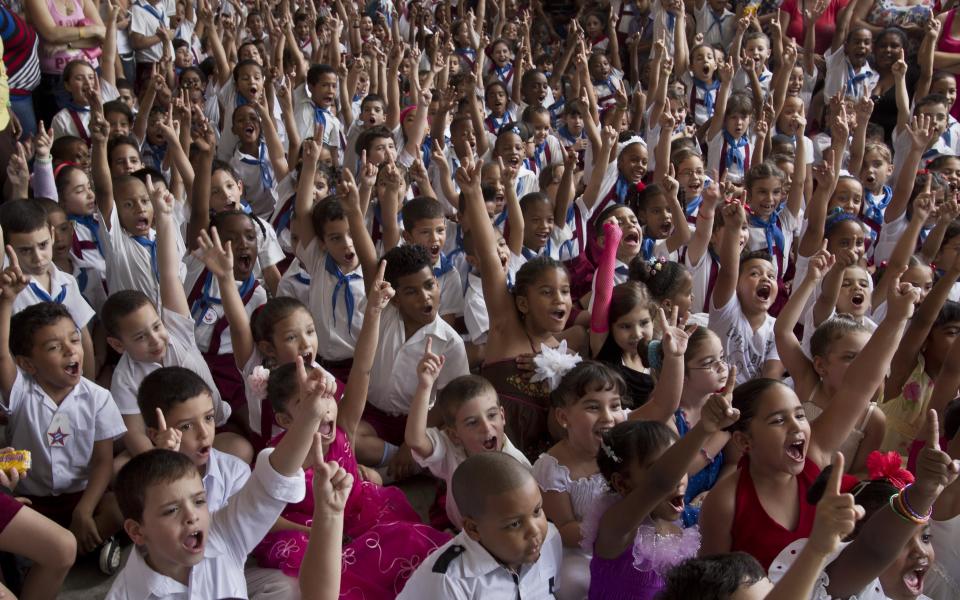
[241,201,253,215]
[235,93,249,108]
[557,125,582,145]
[65,101,90,113]
[666,12,676,30]
[494,209,508,229]
[694,78,720,115]
[846,61,873,97]
[294,270,311,285]
[708,9,725,35]
[239,141,275,191]
[76,268,88,294]
[29,281,67,303]
[69,214,102,253]
[421,136,433,169]
[864,185,893,224]
[143,141,167,172]
[485,112,509,134]
[615,175,631,202]
[191,271,256,325]
[534,142,547,171]
[923,146,941,160]
[943,128,952,149]
[434,253,455,277]
[313,104,330,133]
[748,208,785,258]
[615,263,630,277]
[494,63,513,83]
[138,0,165,23]
[132,234,160,281]
[324,253,362,334]
[548,99,564,121]
[723,131,748,171]
[641,238,656,260]
[920,223,933,243]
[685,193,703,217]
[758,71,771,84]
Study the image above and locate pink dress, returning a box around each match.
[254,427,451,599]
[939,10,960,119]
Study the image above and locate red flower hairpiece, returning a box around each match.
[866,451,914,490]
[917,169,930,176]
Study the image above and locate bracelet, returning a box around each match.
[699,447,714,463]
[889,492,918,524]
[899,484,933,522]
[36,155,52,164]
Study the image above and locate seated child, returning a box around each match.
[398,452,563,598]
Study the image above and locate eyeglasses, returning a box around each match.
[689,357,727,373]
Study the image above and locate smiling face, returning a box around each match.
[463,478,548,572]
[556,384,627,456]
[742,37,770,65]
[109,302,169,362]
[878,526,934,600]
[676,156,705,201]
[216,213,258,281]
[107,111,132,139]
[210,170,244,213]
[932,77,958,112]
[491,41,512,67]
[17,316,84,389]
[449,392,507,455]
[522,200,555,252]
[495,132,526,171]
[392,267,440,328]
[777,97,805,136]
[126,473,209,583]
[618,143,648,183]
[829,179,864,216]
[612,440,688,521]
[110,143,144,177]
[736,383,810,476]
[787,65,804,96]
[517,267,573,334]
[115,179,153,236]
[902,264,934,305]
[261,306,319,366]
[231,105,261,146]
[747,176,783,220]
[736,257,778,314]
[152,394,216,467]
[523,72,550,107]
[827,219,867,264]
[845,27,872,67]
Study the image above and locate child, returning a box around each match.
[824,2,877,100]
[397,453,563,598]
[51,61,116,143]
[399,196,465,324]
[684,44,720,128]
[407,360,531,529]
[534,361,628,600]
[628,182,690,261]
[293,64,344,159]
[0,270,126,570]
[584,384,738,599]
[858,142,895,243]
[228,101,289,219]
[705,61,751,183]
[129,0,171,91]
[107,354,329,597]
[0,200,96,379]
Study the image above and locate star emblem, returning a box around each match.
[48,427,69,446]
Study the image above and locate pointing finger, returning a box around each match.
[826,452,845,496]
[156,408,168,432]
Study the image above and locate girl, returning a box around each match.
[459,159,588,462]
[252,262,450,596]
[486,39,515,86]
[698,277,919,569]
[775,248,885,475]
[584,387,739,599]
[51,60,120,144]
[590,222,655,406]
[628,257,695,325]
[228,99,289,219]
[534,361,628,600]
[54,164,106,302]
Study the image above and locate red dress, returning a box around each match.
[730,456,819,570]
[780,0,851,55]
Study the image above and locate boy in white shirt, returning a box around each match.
[400,197,466,324]
[294,64,344,162]
[107,354,332,599]
[129,0,173,91]
[406,365,531,529]
[0,200,96,379]
[0,289,126,570]
[823,1,877,101]
[398,452,562,599]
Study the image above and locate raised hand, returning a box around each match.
[659,306,691,355]
[292,355,336,422]
[312,459,354,516]
[0,246,28,301]
[367,260,395,312]
[887,276,922,320]
[717,57,734,83]
[146,174,175,217]
[416,336,445,391]
[914,410,960,498]
[34,121,53,160]
[721,198,746,229]
[193,227,234,280]
[808,453,864,555]
[153,408,182,451]
[700,365,739,433]
[806,241,836,280]
[6,143,29,192]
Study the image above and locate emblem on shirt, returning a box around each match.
[48,427,70,446]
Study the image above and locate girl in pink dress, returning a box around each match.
[252,260,450,598]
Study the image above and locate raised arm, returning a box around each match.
[685,180,720,266]
[630,309,690,423]
[404,337,443,458]
[186,120,216,250]
[662,174,691,253]
[0,245,26,400]
[711,200,746,309]
[706,57,734,141]
[797,156,838,258]
[341,169,379,295]
[149,175,191,317]
[886,115,937,223]
[300,461,352,600]
[589,222,623,356]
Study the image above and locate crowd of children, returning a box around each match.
[5,0,960,597]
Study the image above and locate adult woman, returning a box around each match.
[0,2,39,138]
[779,0,851,55]
[23,0,104,124]
[935,7,960,119]
[852,0,934,51]
[869,27,916,141]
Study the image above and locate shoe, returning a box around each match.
[99,536,121,575]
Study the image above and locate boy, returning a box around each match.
[733,30,773,99]
[0,267,126,569]
[295,141,366,379]
[685,44,720,127]
[706,60,752,184]
[824,1,876,100]
[107,354,332,598]
[892,91,950,180]
[397,453,561,598]
[294,64,344,160]
[101,177,241,459]
[406,365,531,529]
[342,94,394,175]
[709,200,783,383]
[0,200,96,378]
[129,0,172,92]
[400,196,465,323]
[694,0,735,49]
[216,60,289,162]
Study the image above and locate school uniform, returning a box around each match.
[298,239,366,362]
[707,130,755,184]
[745,205,802,277]
[483,105,519,138]
[106,449,305,600]
[486,61,515,86]
[429,147,466,213]
[652,4,679,58]
[275,258,311,305]
[872,212,930,266]
[517,226,575,264]
[216,80,288,162]
[292,83,344,157]
[824,47,879,100]
[592,69,625,108]
[230,142,279,219]
[686,247,722,315]
[463,254,523,345]
[203,448,251,512]
[435,252,466,318]
[101,208,187,306]
[398,523,563,599]
[130,0,174,64]
[891,126,954,185]
[110,310,231,425]
[1,370,126,498]
[12,266,94,330]
[68,213,107,281]
[683,73,721,127]
[528,135,564,175]
[733,66,773,99]
[941,115,960,157]
[695,2,735,48]
[709,293,780,384]
[364,303,469,443]
[862,185,893,255]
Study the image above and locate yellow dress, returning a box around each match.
[879,354,935,457]
[0,34,10,131]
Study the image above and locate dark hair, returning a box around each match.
[437,374,499,427]
[934,300,960,328]
[807,467,897,538]
[355,125,394,155]
[232,59,264,82]
[116,78,134,92]
[824,212,865,241]
[382,244,433,288]
[108,134,142,161]
[608,281,654,328]
[131,166,167,187]
[874,27,907,50]
[727,378,792,433]
[31,197,65,218]
[738,249,774,269]
[452,453,534,519]
[519,191,553,216]
[101,290,156,338]
[630,183,667,214]
[210,210,258,240]
[103,99,134,122]
[54,164,86,199]
[266,361,303,415]
[310,197,346,239]
[0,199,50,237]
[138,367,213,429]
[520,104,550,124]
[744,161,785,192]
[307,63,336,87]
[551,361,627,408]
[116,449,200,522]
[809,314,871,359]
[513,256,568,298]
[360,93,386,112]
[51,135,86,162]
[942,220,960,248]
[401,196,446,232]
[628,257,688,303]
[61,59,95,85]
[211,159,241,182]
[597,420,677,483]
[916,93,951,113]
[251,297,313,345]
[10,302,77,357]
[725,92,753,119]
[659,552,768,600]
[683,326,718,375]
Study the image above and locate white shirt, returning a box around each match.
[216,80,288,162]
[685,247,719,315]
[13,266,94,330]
[1,370,126,496]
[695,3,735,48]
[824,46,879,100]
[412,428,531,528]
[106,449,305,600]
[130,0,175,63]
[68,213,107,280]
[229,145,279,219]
[110,310,230,424]
[707,130,755,184]
[745,205,802,276]
[436,254,466,318]
[398,523,562,599]
[183,255,269,355]
[203,448,251,512]
[298,239,366,361]
[872,212,911,266]
[368,304,469,416]
[292,83,343,156]
[708,293,780,384]
[275,258,311,306]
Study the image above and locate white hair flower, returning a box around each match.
[530,340,582,392]
[248,366,271,399]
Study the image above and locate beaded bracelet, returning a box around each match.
[889,492,916,524]
[898,484,933,522]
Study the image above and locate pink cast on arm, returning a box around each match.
[590,222,623,334]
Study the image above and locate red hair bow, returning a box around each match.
[866,451,914,490]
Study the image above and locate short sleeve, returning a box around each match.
[163,309,197,345]
[94,389,129,441]
[296,237,325,275]
[256,219,285,269]
[410,427,456,477]
[436,337,469,389]
[532,454,572,493]
[109,362,139,414]
[63,279,95,328]
[823,46,846,99]
[0,369,26,413]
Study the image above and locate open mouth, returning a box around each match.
[136,217,150,230]
[236,254,253,271]
[507,155,521,167]
[430,245,441,257]
[623,230,641,246]
[550,309,567,323]
[851,292,865,306]
[903,566,927,594]
[64,362,80,377]
[319,420,335,439]
[344,251,356,263]
[482,435,498,450]
[243,125,256,136]
[700,65,711,77]
[182,530,204,554]
[756,283,772,301]
[785,440,805,463]
[422,304,435,316]
[300,351,314,365]
[668,494,685,512]
[660,221,673,235]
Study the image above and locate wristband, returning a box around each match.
[889,492,917,524]
[899,484,933,522]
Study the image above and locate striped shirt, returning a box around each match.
[0,4,39,95]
